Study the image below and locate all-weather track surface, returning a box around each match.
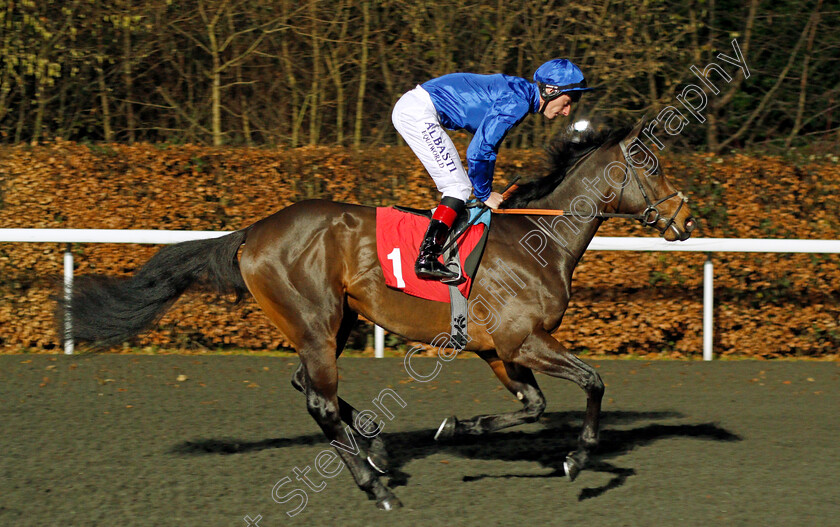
[1,356,837,527]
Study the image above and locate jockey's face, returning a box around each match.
[542,92,573,119]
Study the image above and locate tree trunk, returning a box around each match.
[328,55,345,144]
[122,17,135,143]
[353,0,369,148]
[704,0,718,152]
[706,113,719,153]
[209,32,223,146]
[324,0,349,145]
[238,65,252,146]
[375,29,396,143]
[308,0,321,145]
[32,66,47,144]
[281,0,301,147]
[97,57,113,142]
[0,69,13,125]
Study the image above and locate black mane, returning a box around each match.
[501,126,631,208]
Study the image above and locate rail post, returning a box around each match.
[374,325,385,358]
[63,243,74,355]
[703,255,713,361]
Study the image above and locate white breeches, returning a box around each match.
[391,86,472,201]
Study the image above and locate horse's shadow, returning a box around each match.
[172,410,740,501]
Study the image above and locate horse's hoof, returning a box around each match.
[367,453,389,475]
[434,416,458,442]
[376,495,403,511]
[564,455,582,482]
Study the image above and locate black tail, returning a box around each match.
[58,229,251,347]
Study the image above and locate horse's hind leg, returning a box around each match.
[289,310,390,474]
[244,281,400,509]
[292,364,390,473]
[511,329,604,482]
[435,351,546,441]
[296,351,400,509]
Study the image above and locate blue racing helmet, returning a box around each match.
[533,59,593,112]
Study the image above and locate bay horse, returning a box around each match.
[63,119,695,510]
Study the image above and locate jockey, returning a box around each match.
[392,59,593,280]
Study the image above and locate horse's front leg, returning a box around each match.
[510,329,604,481]
[435,351,546,440]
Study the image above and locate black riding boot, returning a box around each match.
[415,220,457,280]
[415,197,465,280]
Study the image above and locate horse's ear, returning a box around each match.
[623,115,648,144]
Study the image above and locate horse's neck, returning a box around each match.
[526,171,608,263]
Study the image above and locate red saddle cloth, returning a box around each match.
[376,207,486,302]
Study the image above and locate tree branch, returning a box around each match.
[718,14,813,151]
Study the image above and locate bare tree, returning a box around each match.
[0,0,836,149]
[786,0,823,148]
[166,0,284,145]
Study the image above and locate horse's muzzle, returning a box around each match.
[662,215,697,242]
[679,216,697,241]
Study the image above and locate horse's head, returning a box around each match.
[602,118,697,241]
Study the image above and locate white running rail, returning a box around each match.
[2,229,839,359]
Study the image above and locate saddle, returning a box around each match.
[376,205,492,349]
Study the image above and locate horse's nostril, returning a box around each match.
[685,217,697,232]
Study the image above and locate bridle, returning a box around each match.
[493,138,691,240]
[592,140,688,239]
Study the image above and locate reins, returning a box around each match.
[442,136,689,252]
[494,141,688,238]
